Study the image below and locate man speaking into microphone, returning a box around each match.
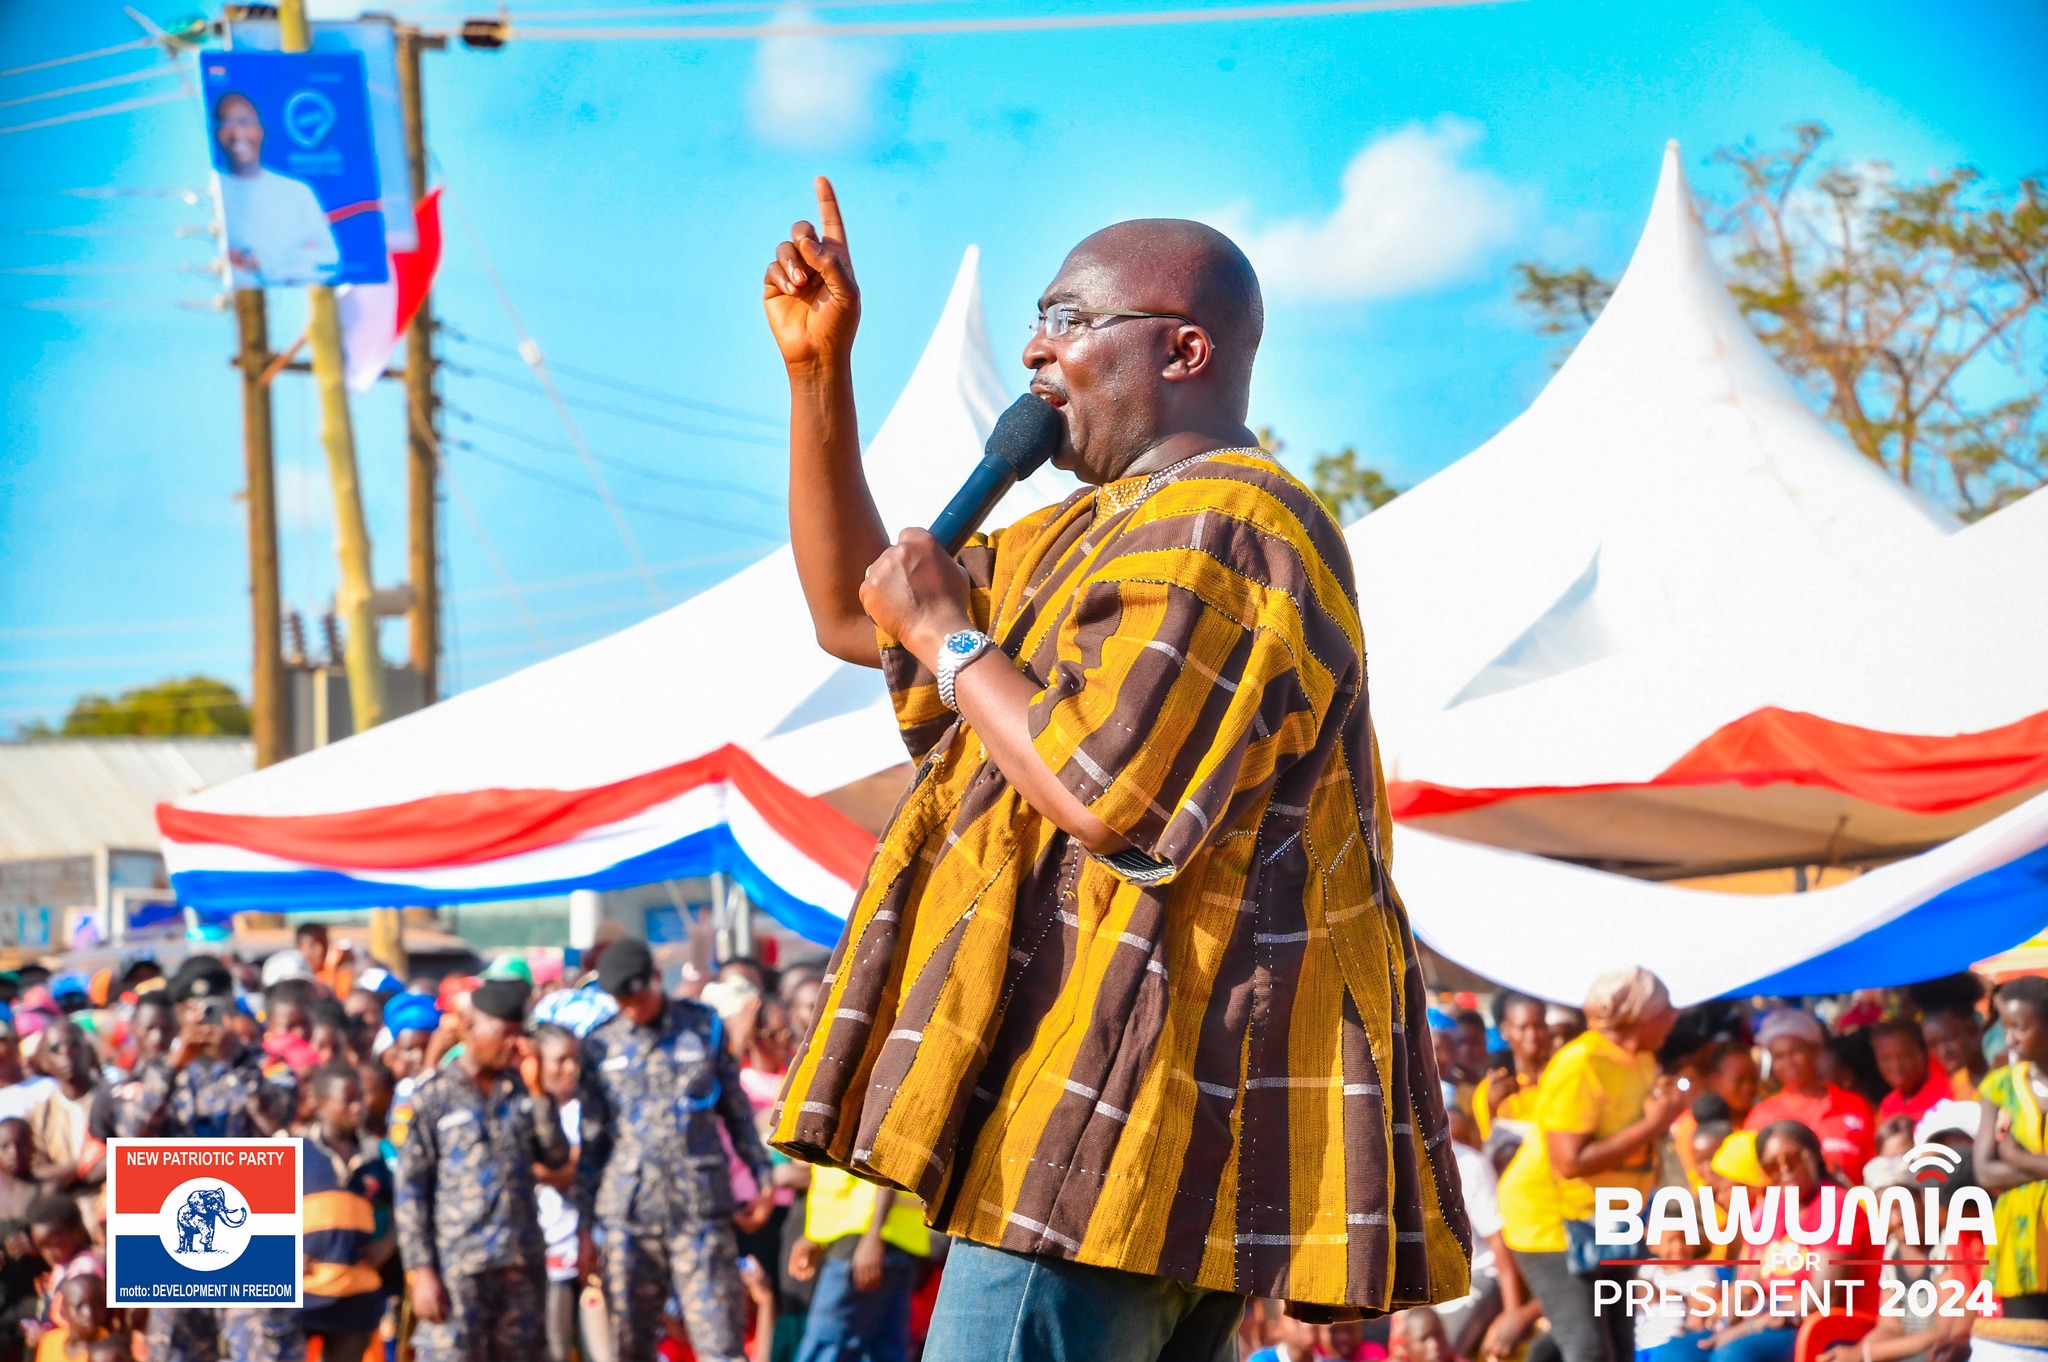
[763,178,1468,1360]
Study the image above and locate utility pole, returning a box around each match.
[397,25,444,703]
[235,289,286,767]
[279,0,384,731]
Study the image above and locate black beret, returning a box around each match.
[597,938,655,997]
[168,954,236,1003]
[471,977,530,1023]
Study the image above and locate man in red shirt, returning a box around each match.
[1745,1008,1875,1184]
[1873,1019,1952,1129]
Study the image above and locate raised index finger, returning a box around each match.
[814,175,847,246]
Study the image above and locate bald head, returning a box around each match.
[1061,219,1263,412]
[1026,219,1264,483]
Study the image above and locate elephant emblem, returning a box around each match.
[174,1186,247,1254]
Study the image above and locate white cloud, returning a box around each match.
[748,7,890,150]
[1231,118,1523,302]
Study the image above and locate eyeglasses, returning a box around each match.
[1032,302,1196,338]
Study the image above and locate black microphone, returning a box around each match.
[929,393,1064,555]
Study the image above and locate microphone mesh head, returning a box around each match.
[984,393,1064,478]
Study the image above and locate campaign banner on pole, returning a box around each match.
[224,17,417,253]
[105,1139,304,1309]
[201,50,388,289]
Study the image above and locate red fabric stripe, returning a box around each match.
[155,744,876,884]
[111,1142,296,1215]
[322,199,381,225]
[393,188,441,340]
[1388,706,2048,819]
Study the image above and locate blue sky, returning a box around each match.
[4,0,2044,732]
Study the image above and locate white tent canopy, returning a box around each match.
[1344,142,2048,872]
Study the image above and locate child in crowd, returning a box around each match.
[526,1023,584,1362]
[34,1275,114,1362]
[23,1197,100,1348]
[298,1063,393,1362]
[0,1123,37,1227]
[1247,1312,1322,1362]
[1633,1215,1722,1362]
[1401,1308,1465,1362]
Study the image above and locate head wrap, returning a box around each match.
[471,978,530,1023]
[598,939,656,998]
[1580,967,1670,1032]
[261,949,314,988]
[530,981,618,1039]
[1755,1008,1825,1049]
[383,992,441,1037]
[353,967,403,997]
[483,957,534,985]
[1710,1130,1766,1187]
[1915,1098,1982,1146]
[699,976,759,1022]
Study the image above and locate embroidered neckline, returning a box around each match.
[1095,445,1261,513]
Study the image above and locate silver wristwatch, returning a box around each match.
[935,629,995,712]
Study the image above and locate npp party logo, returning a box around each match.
[105,1140,303,1309]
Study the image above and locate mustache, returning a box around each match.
[1030,375,1069,403]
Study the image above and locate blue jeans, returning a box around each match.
[792,1245,917,1362]
[922,1240,1245,1362]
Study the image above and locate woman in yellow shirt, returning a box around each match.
[1496,968,1687,1362]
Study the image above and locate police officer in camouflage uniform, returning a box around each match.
[395,976,569,1362]
[137,955,301,1362]
[576,940,774,1362]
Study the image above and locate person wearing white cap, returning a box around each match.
[1745,1008,1876,1184]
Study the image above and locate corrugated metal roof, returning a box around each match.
[0,740,254,859]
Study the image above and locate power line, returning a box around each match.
[0,261,217,276]
[446,405,787,507]
[410,391,550,660]
[0,647,241,674]
[0,186,204,204]
[440,323,779,427]
[0,87,187,136]
[498,0,1508,40]
[450,438,779,540]
[0,36,154,80]
[0,63,173,110]
[422,0,976,19]
[4,223,214,238]
[441,360,783,447]
[7,296,226,312]
[439,178,668,607]
[0,615,240,642]
[446,546,762,602]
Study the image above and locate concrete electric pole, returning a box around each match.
[278,0,385,732]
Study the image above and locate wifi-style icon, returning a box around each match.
[1907,1142,1963,1183]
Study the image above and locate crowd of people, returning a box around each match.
[2,918,2045,1362]
[1236,967,2048,1362]
[0,924,934,1362]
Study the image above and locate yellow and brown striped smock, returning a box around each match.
[772,448,1470,1315]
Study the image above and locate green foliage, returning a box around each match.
[1310,448,1401,525]
[1512,264,1615,337]
[31,675,251,738]
[1259,427,1401,525]
[1514,123,2048,519]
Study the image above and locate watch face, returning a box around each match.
[945,633,980,657]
